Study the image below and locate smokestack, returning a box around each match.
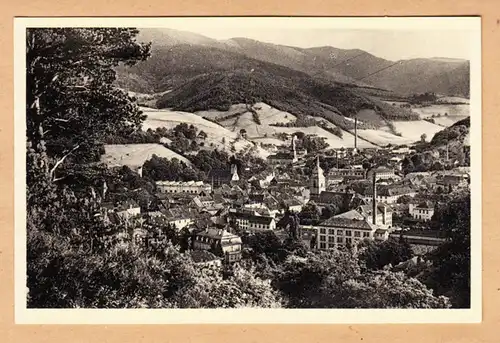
[372,171,377,225]
[354,118,358,151]
[292,135,297,160]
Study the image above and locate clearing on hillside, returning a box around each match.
[355,129,412,146]
[194,102,375,148]
[141,107,255,152]
[101,144,192,169]
[391,120,447,142]
[357,120,446,146]
[409,104,469,118]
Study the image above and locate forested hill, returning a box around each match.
[116,28,470,98]
[115,44,420,131]
[154,66,419,131]
[430,117,470,148]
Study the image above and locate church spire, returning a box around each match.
[310,154,325,197]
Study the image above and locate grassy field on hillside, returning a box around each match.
[141,107,254,153]
[101,143,192,168]
[410,104,469,118]
[196,102,376,148]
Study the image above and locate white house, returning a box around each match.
[409,202,435,221]
[230,211,276,232]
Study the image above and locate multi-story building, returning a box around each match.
[409,202,435,221]
[366,166,397,181]
[230,210,276,232]
[327,167,366,179]
[391,146,410,155]
[193,228,242,263]
[314,170,390,250]
[267,152,298,165]
[102,200,141,223]
[360,184,416,204]
[148,208,196,230]
[437,174,469,189]
[315,216,384,250]
[156,180,212,195]
[189,250,223,268]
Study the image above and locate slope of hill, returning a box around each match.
[229,40,470,97]
[364,59,470,97]
[430,117,470,148]
[153,58,420,131]
[405,117,471,164]
[136,28,230,50]
[118,28,470,98]
[112,28,470,154]
[304,46,394,81]
[225,39,366,86]
[115,44,271,93]
[101,143,192,169]
[141,107,255,153]
[196,102,376,148]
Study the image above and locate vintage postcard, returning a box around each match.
[14,16,481,324]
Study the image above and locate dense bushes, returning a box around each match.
[274,249,449,309]
[430,117,470,147]
[410,92,439,104]
[358,236,414,270]
[142,155,204,181]
[424,195,471,308]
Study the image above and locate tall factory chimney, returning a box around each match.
[354,118,358,151]
[372,171,377,225]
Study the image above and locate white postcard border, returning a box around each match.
[14,16,482,324]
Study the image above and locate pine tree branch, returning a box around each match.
[49,144,80,181]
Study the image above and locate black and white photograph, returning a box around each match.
[15,17,481,323]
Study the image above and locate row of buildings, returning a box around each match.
[101,134,470,263]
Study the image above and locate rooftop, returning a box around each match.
[360,184,415,197]
[189,250,221,264]
[319,217,377,231]
[334,209,365,220]
[196,228,242,243]
[267,152,296,160]
[231,211,275,225]
[156,180,208,187]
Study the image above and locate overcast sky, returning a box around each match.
[132,17,478,61]
[180,27,475,61]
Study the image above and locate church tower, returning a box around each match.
[310,155,326,198]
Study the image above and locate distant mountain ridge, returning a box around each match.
[123,28,470,98]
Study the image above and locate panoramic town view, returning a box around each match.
[25,24,472,310]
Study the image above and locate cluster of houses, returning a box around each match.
[100,138,470,264]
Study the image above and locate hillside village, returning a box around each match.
[100,114,471,264]
[26,27,472,310]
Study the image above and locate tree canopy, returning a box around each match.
[27,28,150,169]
